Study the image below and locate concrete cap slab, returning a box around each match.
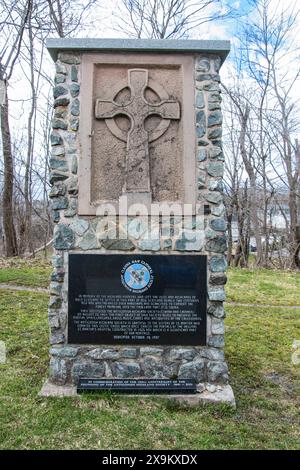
[46,38,230,64]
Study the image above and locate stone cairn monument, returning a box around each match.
[41,38,234,406]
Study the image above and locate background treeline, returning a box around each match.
[0,0,299,268]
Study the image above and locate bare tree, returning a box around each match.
[44,0,101,37]
[241,0,300,267]
[222,0,300,268]
[223,94,250,266]
[0,0,32,256]
[223,80,264,265]
[114,0,234,39]
[0,0,103,257]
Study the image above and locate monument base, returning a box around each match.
[39,380,236,408]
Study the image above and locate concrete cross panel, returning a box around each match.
[95,68,180,193]
[78,53,196,215]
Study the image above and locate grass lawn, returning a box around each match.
[0,277,299,449]
[0,257,51,288]
[227,268,300,306]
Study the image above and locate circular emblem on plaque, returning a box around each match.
[121,260,153,293]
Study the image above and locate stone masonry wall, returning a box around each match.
[48,51,229,392]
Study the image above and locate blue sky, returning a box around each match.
[232,0,257,15]
[216,0,258,38]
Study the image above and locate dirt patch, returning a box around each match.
[264,371,295,395]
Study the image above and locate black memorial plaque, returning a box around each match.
[68,254,207,346]
[77,378,197,394]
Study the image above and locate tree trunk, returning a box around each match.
[289,187,298,267]
[226,207,233,266]
[239,106,263,265]
[248,175,263,265]
[295,140,300,268]
[22,18,35,254]
[0,82,18,256]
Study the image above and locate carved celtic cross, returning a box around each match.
[95,68,180,194]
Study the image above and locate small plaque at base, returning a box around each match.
[77,378,197,394]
